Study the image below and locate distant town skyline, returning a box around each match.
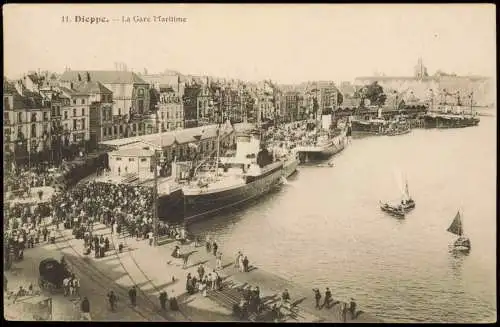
[3,4,496,84]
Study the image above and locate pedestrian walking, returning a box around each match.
[107,290,118,312]
[159,291,168,310]
[128,286,137,306]
[313,288,322,309]
[80,297,91,321]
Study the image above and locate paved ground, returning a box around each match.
[62,221,382,322]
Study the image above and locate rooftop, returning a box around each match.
[100,123,234,149]
[74,81,113,94]
[59,70,148,85]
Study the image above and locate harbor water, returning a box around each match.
[188,112,497,323]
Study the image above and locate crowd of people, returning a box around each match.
[50,181,186,251]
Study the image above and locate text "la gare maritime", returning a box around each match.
[122,16,187,23]
[67,16,187,24]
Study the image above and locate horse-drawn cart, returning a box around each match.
[38,258,71,293]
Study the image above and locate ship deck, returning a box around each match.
[182,174,246,196]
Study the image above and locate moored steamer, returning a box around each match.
[181,129,284,222]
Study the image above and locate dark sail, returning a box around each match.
[447,211,463,236]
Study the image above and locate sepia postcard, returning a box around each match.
[2,3,496,323]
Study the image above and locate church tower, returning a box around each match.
[414,57,428,79]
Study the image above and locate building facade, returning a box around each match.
[155,85,184,131]
[4,79,52,165]
[355,58,494,107]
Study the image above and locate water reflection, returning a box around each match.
[448,245,469,279]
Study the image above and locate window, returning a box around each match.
[4,112,9,120]
[119,126,123,134]
[113,126,117,135]
[129,158,135,162]
[43,112,48,121]
[108,127,112,135]
[43,124,48,132]
[73,134,77,142]
[4,97,10,110]
[141,158,147,162]
[57,107,61,116]
[81,118,85,129]
[103,128,107,136]
[82,108,85,116]
[73,119,77,130]
[81,99,85,105]
[138,100,144,113]
[138,88,144,97]
[31,124,37,137]
[31,113,37,122]
[73,99,76,105]
[64,123,68,130]
[116,157,122,161]
[64,111,68,119]
[138,124,142,131]
[132,124,136,132]
[73,109,77,117]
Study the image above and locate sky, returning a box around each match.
[3,4,496,84]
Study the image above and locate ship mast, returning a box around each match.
[470,91,474,116]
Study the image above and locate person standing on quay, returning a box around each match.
[212,240,218,257]
[197,264,205,281]
[205,236,211,254]
[323,287,332,309]
[159,291,168,311]
[242,256,249,272]
[341,302,348,323]
[235,251,242,268]
[216,252,222,270]
[107,290,118,312]
[128,286,137,307]
[80,296,91,321]
[313,288,322,309]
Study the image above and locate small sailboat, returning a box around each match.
[447,210,471,252]
[380,177,414,218]
[379,200,406,218]
[400,179,415,211]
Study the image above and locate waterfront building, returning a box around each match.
[4,79,53,166]
[57,85,91,150]
[283,90,300,122]
[355,58,494,107]
[101,124,235,180]
[157,84,184,131]
[59,70,151,117]
[182,82,203,128]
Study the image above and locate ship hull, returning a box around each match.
[183,165,284,222]
[351,120,386,136]
[158,188,184,221]
[282,158,299,178]
[297,141,345,163]
[423,115,480,129]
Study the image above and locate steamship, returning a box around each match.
[181,129,284,222]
